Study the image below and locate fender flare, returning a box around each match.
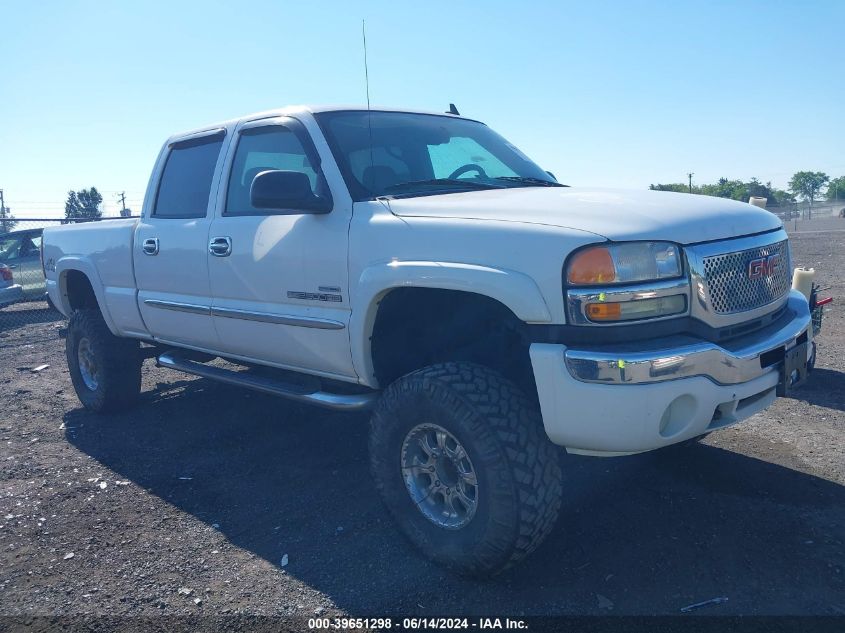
[350,260,552,386]
[54,257,120,335]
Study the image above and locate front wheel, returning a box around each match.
[369,363,562,576]
[66,309,142,412]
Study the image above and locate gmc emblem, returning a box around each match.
[748,253,781,280]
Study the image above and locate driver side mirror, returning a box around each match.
[250,170,331,214]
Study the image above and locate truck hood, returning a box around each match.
[387,187,782,244]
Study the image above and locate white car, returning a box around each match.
[0,262,23,308]
[42,106,814,574]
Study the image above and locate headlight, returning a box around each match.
[567,242,682,285]
[566,242,689,325]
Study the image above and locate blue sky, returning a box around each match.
[1,0,842,217]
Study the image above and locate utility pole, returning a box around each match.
[687,172,694,194]
[0,189,12,232]
[116,191,128,217]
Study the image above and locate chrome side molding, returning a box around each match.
[210,306,345,330]
[143,299,210,316]
[144,299,345,330]
[156,351,378,411]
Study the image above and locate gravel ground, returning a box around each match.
[1,219,843,618]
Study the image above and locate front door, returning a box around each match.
[207,117,354,380]
[134,130,227,349]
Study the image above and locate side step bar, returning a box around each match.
[156,351,379,412]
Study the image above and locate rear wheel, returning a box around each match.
[369,362,562,576]
[66,309,142,412]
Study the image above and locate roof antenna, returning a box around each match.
[447,103,460,115]
[362,20,375,188]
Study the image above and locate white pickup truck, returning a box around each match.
[43,106,815,575]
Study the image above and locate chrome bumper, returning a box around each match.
[565,290,811,386]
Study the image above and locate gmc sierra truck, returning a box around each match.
[42,106,815,575]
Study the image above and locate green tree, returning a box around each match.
[649,177,796,210]
[64,187,103,222]
[827,176,845,202]
[698,178,748,201]
[649,183,690,193]
[0,206,16,233]
[770,188,795,206]
[788,171,829,218]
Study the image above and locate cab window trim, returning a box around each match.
[222,119,332,218]
[151,130,227,220]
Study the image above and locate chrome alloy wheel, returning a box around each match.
[400,423,478,529]
[77,337,100,391]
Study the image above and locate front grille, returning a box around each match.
[703,240,790,314]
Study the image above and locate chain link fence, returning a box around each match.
[770,200,845,223]
[0,217,138,346]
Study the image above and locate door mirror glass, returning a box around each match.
[250,170,331,213]
[226,124,332,216]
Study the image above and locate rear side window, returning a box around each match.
[154,134,224,218]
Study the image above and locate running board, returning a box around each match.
[156,352,378,411]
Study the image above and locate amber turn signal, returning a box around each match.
[586,303,622,320]
[585,295,686,322]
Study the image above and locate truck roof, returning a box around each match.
[168,105,473,144]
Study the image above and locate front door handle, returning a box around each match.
[6,264,18,269]
[142,238,159,256]
[209,236,232,257]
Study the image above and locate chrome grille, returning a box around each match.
[703,240,790,314]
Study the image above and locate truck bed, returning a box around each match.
[43,219,148,337]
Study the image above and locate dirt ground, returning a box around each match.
[1,218,843,618]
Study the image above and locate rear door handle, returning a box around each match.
[209,236,232,257]
[142,238,159,256]
[7,264,18,269]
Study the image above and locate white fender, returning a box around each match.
[350,260,552,386]
[54,257,120,335]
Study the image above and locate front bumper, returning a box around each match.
[530,290,812,455]
[0,284,23,307]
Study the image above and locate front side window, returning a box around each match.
[225,126,319,216]
[153,134,224,218]
[316,110,560,200]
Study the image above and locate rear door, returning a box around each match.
[133,129,228,349]
[206,116,355,379]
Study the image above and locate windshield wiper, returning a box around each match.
[494,176,567,187]
[382,178,504,194]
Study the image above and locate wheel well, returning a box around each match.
[64,270,99,312]
[371,288,535,394]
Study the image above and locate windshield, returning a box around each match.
[315,111,560,200]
